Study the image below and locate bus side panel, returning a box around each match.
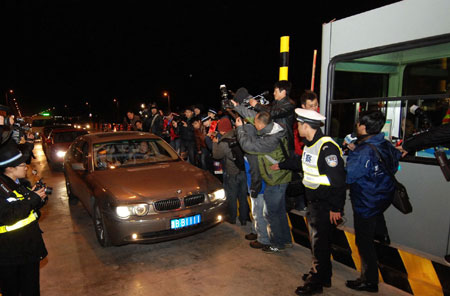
[343,161,450,259]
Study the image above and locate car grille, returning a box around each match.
[154,198,181,211]
[184,194,205,207]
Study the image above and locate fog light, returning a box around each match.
[217,215,223,222]
[131,233,138,240]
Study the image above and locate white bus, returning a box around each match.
[301,0,450,294]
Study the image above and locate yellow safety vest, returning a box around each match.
[302,136,342,189]
[0,190,38,234]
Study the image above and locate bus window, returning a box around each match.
[329,40,450,161]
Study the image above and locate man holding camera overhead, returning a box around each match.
[248,80,296,152]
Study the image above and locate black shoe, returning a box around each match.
[301,273,331,288]
[295,283,323,295]
[261,245,285,254]
[249,241,268,249]
[374,234,391,245]
[245,232,257,240]
[239,220,247,226]
[346,279,378,292]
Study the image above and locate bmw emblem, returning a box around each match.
[176,189,182,194]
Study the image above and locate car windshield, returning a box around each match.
[93,138,179,170]
[54,131,87,143]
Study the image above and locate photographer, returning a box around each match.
[397,119,450,157]
[212,117,249,225]
[248,80,296,152]
[0,141,48,295]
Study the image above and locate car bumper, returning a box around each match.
[102,201,228,246]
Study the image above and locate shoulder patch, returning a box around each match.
[325,155,338,167]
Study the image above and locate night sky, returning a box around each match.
[2,0,400,121]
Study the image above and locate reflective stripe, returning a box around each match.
[0,190,37,234]
[302,136,342,189]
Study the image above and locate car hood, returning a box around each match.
[88,161,221,203]
[50,143,71,151]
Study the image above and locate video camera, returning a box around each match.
[220,84,270,110]
[410,104,432,130]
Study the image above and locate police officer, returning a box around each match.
[294,108,346,295]
[0,141,48,296]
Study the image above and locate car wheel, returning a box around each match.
[93,203,111,247]
[65,177,79,205]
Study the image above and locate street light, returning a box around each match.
[163,91,171,112]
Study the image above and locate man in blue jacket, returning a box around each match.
[346,110,401,293]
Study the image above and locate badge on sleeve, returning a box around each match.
[325,155,338,167]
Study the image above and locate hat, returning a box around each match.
[217,117,233,133]
[294,108,326,128]
[0,140,28,168]
[208,108,217,115]
[150,104,158,110]
[201,115,211,122]
[233,87,252,104]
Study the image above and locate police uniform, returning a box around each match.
[294,109,346,295]
[0,142,48,296]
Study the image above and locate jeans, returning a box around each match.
[223,171,249,223]
[170,138,181,154]
[353,212,388,284]
[250,193,270,245]
[263,183,291,248]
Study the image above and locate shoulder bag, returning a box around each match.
[367,144,413,214]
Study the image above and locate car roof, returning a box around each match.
[81,131,160,143]
[52,128,86,134]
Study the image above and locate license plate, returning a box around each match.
[170,214,201,230]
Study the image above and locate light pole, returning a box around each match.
[163,91,171,112]
[113,98,119,122]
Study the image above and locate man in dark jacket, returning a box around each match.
[212,117,249,225]
[0,141,48,295]
[148,104,164,137]
[249,80,296,152]
[345,110,401,293]
[179,107,197,165]
[397,123,450,156]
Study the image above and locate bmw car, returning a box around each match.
[63,131,227,247]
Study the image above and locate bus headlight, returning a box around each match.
[208,189,226,202]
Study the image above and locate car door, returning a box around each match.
[67,140,91,206]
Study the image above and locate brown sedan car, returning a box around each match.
[63,132,227,247]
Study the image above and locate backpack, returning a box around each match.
[221,137,245,171]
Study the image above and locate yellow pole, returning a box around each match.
[279,36,290,81]
[311,49,318,91]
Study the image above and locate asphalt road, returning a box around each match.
[30,142,408,296]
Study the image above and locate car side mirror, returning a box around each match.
[71,162,86,171]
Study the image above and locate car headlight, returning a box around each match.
[115,204,149,219]
[56,150,66,158]
[208,188,226,202]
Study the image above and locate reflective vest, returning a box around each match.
[302,136,342,189]
[0,190,38,234]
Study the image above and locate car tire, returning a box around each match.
[93,203,112,247]
[65,177,79,205]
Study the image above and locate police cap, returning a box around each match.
[294,108,326,128]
